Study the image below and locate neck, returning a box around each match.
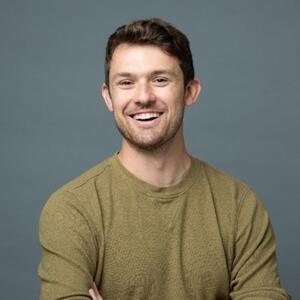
[117,129,192,187]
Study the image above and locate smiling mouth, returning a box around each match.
[130,112,163,122]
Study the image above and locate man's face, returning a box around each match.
[102,44,199,151]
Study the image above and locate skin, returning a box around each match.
[93,43,201,298]
[89,282,103,300]
[102,44,201,187]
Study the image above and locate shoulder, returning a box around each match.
[194,158,262,209]
[47,155,116,201]
[55,155,115,194]
[196,158,248,192]
[40,155,116,225]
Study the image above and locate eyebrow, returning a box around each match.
[111,69,178,81]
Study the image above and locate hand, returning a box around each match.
[89,282,103,300]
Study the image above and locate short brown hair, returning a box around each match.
[105,18,195,87]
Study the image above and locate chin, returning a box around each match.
[125,133,179,152]
[128,139,165,151]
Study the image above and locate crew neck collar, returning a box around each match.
[110,153,201,199]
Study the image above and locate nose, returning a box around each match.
[134,82,156,106]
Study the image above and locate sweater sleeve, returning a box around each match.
[229,187,291,300]
[38,190,100,300]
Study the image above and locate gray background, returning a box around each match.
[0,0,299,298]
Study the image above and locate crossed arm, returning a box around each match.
[38,189,291,299]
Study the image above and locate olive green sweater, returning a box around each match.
[39,155,290,299]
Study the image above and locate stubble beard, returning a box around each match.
[114,108,185,152]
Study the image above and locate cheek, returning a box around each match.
[110,94,130,112]
[116,89,135,102]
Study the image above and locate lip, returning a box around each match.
[128,109,164,118]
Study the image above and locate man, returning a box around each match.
[38,18,291,299]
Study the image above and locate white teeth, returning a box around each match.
[133,112,161,120]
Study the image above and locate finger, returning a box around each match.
[89,288,97,300]
[92,282,103,300]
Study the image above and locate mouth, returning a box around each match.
[129,112,163,122]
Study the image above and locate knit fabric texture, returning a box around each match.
[38,154,291,299]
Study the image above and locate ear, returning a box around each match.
[101,83,114,112]
[184,78,202,107]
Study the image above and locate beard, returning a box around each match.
[113,107,185,152]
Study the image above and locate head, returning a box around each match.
[102,19,201,152]
[105,18,195,89]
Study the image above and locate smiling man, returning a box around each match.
[38,19,291,300]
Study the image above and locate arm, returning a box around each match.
[38,190,102,299]
[229,188,291,299]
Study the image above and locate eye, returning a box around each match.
[118,80,134,89]
[153,77,169,86]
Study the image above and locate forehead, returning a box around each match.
[109,44,182,77]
